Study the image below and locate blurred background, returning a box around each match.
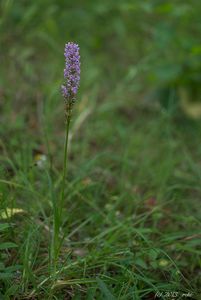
[1,0,201,216]
[1,0,201,203]
[1,0,201,118]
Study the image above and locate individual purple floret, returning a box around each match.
[61,42,80,103]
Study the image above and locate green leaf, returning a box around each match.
[0,242,17,250]
[0,223,10,231]
[5,265,22,272]
[135,258,148,269]
[148,249,159,261]
[96,278,116,300]
[0,272,14,279]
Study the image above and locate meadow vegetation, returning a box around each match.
[0,1,201,299]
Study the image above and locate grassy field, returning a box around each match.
[0,1,201,299]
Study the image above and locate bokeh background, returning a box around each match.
[1,0,201,119]
[0,0,201,298]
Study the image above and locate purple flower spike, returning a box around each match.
[61,42,80,103]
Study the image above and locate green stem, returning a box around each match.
[52,108,71,276]
[60,111,71,213]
